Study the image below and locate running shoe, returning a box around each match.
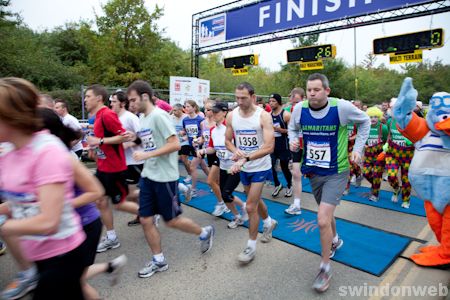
[138,259,168,278]
[312,267,332,293]
[238,247,256,264]
[241,205,249,222]
[368,194,378,202]
[401,201,410,209]
[1,268,38,300]
[284,187,293,197]
[200,225,214,254]
[97,236,121,253]
[329,238,344,258]
[284,204,302,215]
[184,184,192,202]
[153,215,161,228]
[391,188,400,203]
[227,216,244,229]
[190,189,198,198]
[271,184,283,197]
[342,188,349,196]
[260,219,278,243]
[212,202,228,217]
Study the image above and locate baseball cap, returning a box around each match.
[212,102,229,113]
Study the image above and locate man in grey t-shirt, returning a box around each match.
[127,80,214,279]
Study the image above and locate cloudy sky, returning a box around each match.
[10,0,450,72]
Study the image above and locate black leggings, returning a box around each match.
[34,244,86,300]
[271,157,292,188]
[219,169,241,203]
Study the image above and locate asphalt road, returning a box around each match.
[1,170,449,300]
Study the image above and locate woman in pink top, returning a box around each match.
[0,78,86,300]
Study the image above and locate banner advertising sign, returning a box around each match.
[199,13,226,47]
[170,77,210,107]
[300,60,324,70]
[232,67,249,76]
[389,50,423,64]
[198,0,434,47]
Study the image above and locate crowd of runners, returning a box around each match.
[0,73,434,299]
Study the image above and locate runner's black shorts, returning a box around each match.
[179,145,197,157]
[125,164,143,185]
[207,153,219,167]
[290,149,303,163]
[95,170,129,204]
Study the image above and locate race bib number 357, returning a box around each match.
[305,141,331,168]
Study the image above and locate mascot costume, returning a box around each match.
[393,77,450,268]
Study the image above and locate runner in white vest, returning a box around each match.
[226,82,278,264]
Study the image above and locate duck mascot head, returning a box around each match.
[393,77,450,269]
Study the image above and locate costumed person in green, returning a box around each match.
[362,107,388,202]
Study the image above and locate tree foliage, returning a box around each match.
[0,0,449,109]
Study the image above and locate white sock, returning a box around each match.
[332,234,339,244]
[107,230,117,241]
[153,253,165,263]
[263,216,272,227]
[199,227,208,239]
[235,214,242,219]
[247,239,257,250]
[178,183,187,193]
[242,203,247,212]
[294,198,301,207]
[320,262,331,272]
[218,201,225,206]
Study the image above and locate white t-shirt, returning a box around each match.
[61,114,83,152]
[119,110,143,166]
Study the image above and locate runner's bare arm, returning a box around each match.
[133,134,180,161]
[71,157,104,208]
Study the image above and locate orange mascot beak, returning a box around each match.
[435,117,450,136]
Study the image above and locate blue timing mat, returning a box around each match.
[181,180,415,276]
[275,173,426,217]
[180,162,425,217]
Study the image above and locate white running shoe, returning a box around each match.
[212,203,228,217]
[227,216,244,229]
[284,187,293,197]
[138,259,168,278]
[391,188,400,203]
[285,204,302,215]
[368,194,378,202]
[401,201,410,209]
[238,247,256,264]
[260,219,278,243]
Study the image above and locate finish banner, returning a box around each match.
[198,0,434,47]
